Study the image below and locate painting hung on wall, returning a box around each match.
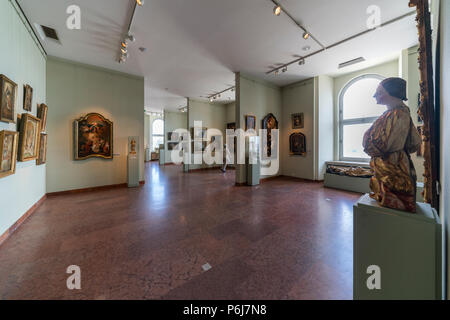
[168,142,179,151]
[36,133,47,165]
[0,130,19,179]
[292,113,304,129]
[23,85,33,112]
[37,104,48,132]
[0,74,17,123]
[261,113,278,158]
[290,132,306,156]
[191,127,207,140]
[168,132,179,141]
[227,123,236,130]
[245,115,256,131]
[18,113,41,162]
[74,113,113,160]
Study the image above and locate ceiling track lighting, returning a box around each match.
[206,86,236,102]
[266,9,416,75]
[117,0,143,63]
[273,5,282,16]
[302,32,310,40]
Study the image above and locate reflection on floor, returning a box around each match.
[0,162,360,299]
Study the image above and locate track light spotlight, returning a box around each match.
[136,0,144,6]
[302,32,310,40]
[121,41,127,49]
[282,66,288,73]
[299,58,305,65]
[121,47,128,54]
[273,5,282,16]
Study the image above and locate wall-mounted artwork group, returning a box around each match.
[74,113,113,160]
[0,72,49,180]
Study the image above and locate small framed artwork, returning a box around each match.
[18,113,41,162]
[74,113,113,160]
[289,132,306,156]
[36,133,47,165]
[23,85,33,112]
[168,142,179,151]
[0,130,19,179]
[168,132,180,141]
[292,113,304,129]
[191,127,208,140]
[227,122,236,130]
[0,74,17,123]
[245,115,256,131]
[37,103,48,132]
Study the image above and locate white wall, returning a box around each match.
[236,73,282,182]
[46,57,144,193]
[280,79,315,180]
[164,110,187,164]
[0,0,46,236]
[439,0,450,298]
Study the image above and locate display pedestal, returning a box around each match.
[127,154,139,188]
[353,194,442,300]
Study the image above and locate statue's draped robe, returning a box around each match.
[363,106,422,212]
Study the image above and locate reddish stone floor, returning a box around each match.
[0,162,361,299]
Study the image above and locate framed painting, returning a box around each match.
[261,113,278,158]
[168,132,179,141]
[290,132,306,156]
[74,113,113,160]
[168,142,179,151]
[292,113,304,129]
[23,84,33,112]
[0,130,19,179]
[37,104,48,132]
[18,113,41,162]
[36,133,47,165]
[245,115,256,131]
[191,127,207,140]
[227,122,236,130]
[0,74,17,123]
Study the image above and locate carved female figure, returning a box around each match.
[363,78,422,212]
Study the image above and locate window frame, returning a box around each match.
[338,73,385,162]
[151,118,164,151]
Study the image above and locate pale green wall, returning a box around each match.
[164,111,187,164]
[225,102,236,124]
[281,79,315,180]
[0,0,46,236]
[439,0,449,298]
[46,57,144,193]
[236,73,282,182]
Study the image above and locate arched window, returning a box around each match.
[339,74,386,161]
[152,119,164,151]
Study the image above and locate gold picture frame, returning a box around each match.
[292,113,304,129]
[23,84,33,112]
[0,74,17,123]
[18,113,41,162]
[74,113,113,160]
[36,133,47,165]
[37,103,48,132]
[0,130,19,179]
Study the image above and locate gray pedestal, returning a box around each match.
[127,154,139,188]
[353,194,442,300]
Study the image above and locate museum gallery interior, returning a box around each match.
[0,0,449,301]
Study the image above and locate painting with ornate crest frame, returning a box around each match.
[0,130,19,179]
[0,74,17,123]
[74,113,113,160]
[18,113,41,162]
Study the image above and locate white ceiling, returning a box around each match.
[18,0,418,112]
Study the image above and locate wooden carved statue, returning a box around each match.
[409,0,439,209]
[363,78,422,213]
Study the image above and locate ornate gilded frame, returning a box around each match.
[74,113,113,160]
[409,0,439,208]
[0,74,17,123]
[37,103,48,132]
[18,113,41,162]
[0,130,19,179]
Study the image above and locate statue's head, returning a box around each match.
[374,77,408,106]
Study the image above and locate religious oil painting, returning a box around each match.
[38,103,48,132]
[245,115,256,131]
[292,113,304,129]
[289,132,306,156]
[74,113,113,160]
[23,84,33,112]
[18,113,41,162]
[0,74,17,123]
[262,113,278,158]
[0,130,19,179]
[36,133,47,165]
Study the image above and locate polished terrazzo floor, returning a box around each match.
[0,162,360,299]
